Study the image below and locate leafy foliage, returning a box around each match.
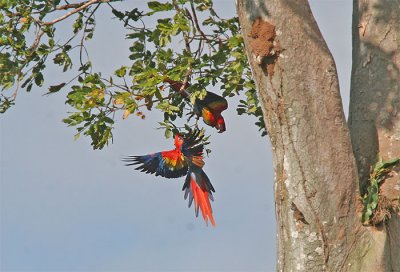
[1,0,266,149]
[361,157,400,225]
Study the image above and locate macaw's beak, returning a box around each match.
[216,121,226,133]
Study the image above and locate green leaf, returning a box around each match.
[212,50,227,66]
[79,61,92,72]
[156,100,180,114]
[34,72,44,86]
[47,82,66,94]
[111,9,124,20]
[380,157,400,169]
[148,1,173,12]
[73,13,83,33]
[114,66,127,77]
[164,127,172,138]
[0,96,15,113]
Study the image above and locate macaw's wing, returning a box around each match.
[199,91,228,112]
[182,129,204,150]
[182,167,215,226]
[123,150,188,178]
[181,130,205,168]
[183,144,205,168]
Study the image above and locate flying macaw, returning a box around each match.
[163,78,228,133]
[123,130,216,226]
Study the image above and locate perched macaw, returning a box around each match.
[123,131,216,226]
[163,78,228,133]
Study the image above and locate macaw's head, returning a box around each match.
[216,117,226,133]
[174,134,184,149]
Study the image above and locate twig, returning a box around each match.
[106,2,146,31]
[184,8,203,58]
[41,0,109,26]
[55,3,86,11]
[29,31,45,51]
[172,0,193,91]
[101,77,130,92]
[190,0,215,51]
[79,3,99,72]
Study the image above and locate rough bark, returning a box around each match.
[237,1,359,271]
[237,0,399,271]
[349,0,400,270]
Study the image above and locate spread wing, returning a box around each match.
[123,150,188,178]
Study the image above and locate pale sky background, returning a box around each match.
[1,1,352,271]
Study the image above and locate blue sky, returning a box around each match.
[1,1,351,271]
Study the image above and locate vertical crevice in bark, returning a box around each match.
[237,1,361,271]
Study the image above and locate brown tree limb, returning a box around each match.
[54,3,86,11]
[41,0,109,26]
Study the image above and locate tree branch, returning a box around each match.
[172,0,193,90]
[55,3,86,11]
[41,0,109,26]
[189,1,211,46]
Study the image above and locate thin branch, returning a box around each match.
[137,94,175,108]
[189,2,209,45]
[184,8,203,58]
[32,2,87,14]
[101,77,130,92]
[172,0,193,91]
[41,0,109,26]
[79,3,99,72]
[55,3,86,11]
[29,31,45,51]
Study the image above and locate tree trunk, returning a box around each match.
[349,0,400,270]
[237,0,399,271]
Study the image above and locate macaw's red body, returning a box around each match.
[123,131,216,226]
[163,78,228,133]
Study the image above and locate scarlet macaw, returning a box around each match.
[123,130,216,226]
[163,78,228,133]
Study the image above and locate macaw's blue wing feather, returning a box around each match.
[123,150,188,179]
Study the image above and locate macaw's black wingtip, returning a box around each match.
[121,156,141,166]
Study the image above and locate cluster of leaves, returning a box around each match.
[111,0,266,139]
[1,0,266,150]
[0,0,131,148]
[62,73,114,149]
[0,0,107,112]
[361,157,400,225]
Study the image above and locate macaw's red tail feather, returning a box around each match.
[183,170,215,227]
[191,179,215,226]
